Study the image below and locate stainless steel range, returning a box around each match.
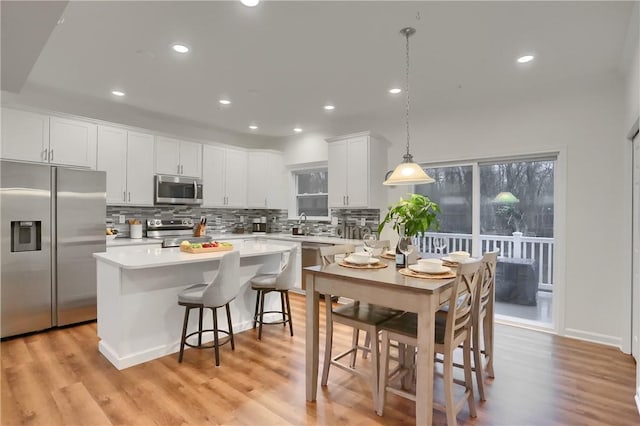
[146,218,210,248]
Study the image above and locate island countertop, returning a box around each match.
[94,240,293,270]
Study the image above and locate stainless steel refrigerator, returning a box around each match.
[1,160,106,338]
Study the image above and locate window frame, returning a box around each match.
[288,163,330,221]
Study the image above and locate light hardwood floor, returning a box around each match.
[1,293,637,425]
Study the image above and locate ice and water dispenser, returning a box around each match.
[11,221,41,252]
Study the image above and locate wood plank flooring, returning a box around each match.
[1,293,637,425]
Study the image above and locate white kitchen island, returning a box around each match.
[93,240,295,370]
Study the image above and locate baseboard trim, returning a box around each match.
[97,316,278,370]
[564,328,622,349]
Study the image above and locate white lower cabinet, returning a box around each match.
[247,151,287,209]
[202,145,247,207]
[1,108,97,169]
[97,126,154,205]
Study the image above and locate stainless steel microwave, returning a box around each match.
[154,175,203,205]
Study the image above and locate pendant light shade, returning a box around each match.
[383,27,434,186]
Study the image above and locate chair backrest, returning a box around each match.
[477,251,499,315]
[443,260,482,344]
[273,246,298,290]
[319,244,355,265]
[202,250,240,307]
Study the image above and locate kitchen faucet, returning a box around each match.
[298,212,307,225]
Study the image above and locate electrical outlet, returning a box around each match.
[360,217,366,226]
[215,217,221,225]
[331,217,338,225]
[119,215,125,224]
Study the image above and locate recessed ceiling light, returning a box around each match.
[389,88,402,94]
[517,55,534,63]
[171,43,190,54]
[219,99,231,105]
[324,105,335,111]
[241,0,260,6]
[249,125,258,130]
[293,127,303,133]
[111,90,125,97]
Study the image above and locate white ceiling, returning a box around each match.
[2,1,635,138]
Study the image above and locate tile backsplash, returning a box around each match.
[106,206,380,238]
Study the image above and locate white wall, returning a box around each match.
[279,131,331,166]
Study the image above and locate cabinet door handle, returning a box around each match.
[128,192,131,202]
[42,149,48,161]
[264,198,267,207]
[49,149,54,161]
[346,195,349,205]
[181,165,184,174]
[123,191,126,202]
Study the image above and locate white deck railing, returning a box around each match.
[414,232,554,291]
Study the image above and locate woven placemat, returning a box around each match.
[380,253,396,260]
[399,268,456,279]
[338,260,388,269]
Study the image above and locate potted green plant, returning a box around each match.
[378,193,441,237]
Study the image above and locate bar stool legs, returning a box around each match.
[178,303,235,366]
[252,288,294,340]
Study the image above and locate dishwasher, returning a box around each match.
[301,242,334,293]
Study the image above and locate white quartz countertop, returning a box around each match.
[95,241,294,270]
[106,233,363,249]
[206,233,364,246]
[107,238,162,247]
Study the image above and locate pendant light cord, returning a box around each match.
[405,29,411,158]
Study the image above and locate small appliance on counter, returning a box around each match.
[252,217,267,234]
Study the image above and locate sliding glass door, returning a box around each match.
[415,157,556,328]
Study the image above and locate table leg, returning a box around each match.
[305,272,320,401]
[415,295,437,426]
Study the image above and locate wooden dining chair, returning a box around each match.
[376,260,482,426]
[471,250,499,400]
[319,243,402,409]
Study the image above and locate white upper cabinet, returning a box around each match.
[155,136,202,178]
[1,108,49,163]
[202,145,247,208]
[247,151,287,209]
[1,108,96,169]
[49,117,97,169]
[326,131,388,209]
[97,126,127,204]
[97,126,155,206]
[126,132,155,205]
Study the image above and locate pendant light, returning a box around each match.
[383,27,435,186]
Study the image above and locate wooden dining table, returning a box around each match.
[303,258,456,425]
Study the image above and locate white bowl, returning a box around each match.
[417,258,444,273]
[347,253,372,264]
[449,251,471,263]
[106,234,117,242]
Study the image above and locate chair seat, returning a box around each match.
[333,302,403,325]
[250,274,278,289]
[380,312,447,344]
[178,284,207,304]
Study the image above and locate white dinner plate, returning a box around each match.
[442,256,473,264]
[345,256,380,265]
[409,264,451,274]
